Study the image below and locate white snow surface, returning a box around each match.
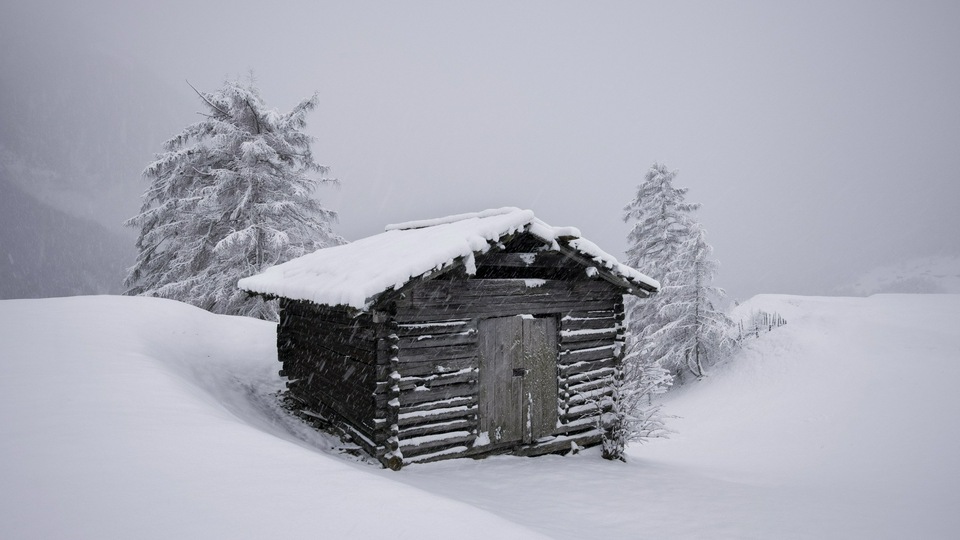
[2,293,958,539]
[0,296,540,540]
[238,207,658,309]
[384,207,531,231]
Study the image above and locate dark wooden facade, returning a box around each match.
[275,233,652,469]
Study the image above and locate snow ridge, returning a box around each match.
[384,207,523,231]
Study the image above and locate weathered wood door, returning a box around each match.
[478,315,558,444]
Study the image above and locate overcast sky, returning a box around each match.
[3,0,959,300]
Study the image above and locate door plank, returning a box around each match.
[522,317,559,442]
[478,317,524,444]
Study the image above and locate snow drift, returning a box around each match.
[1,294,958,539]
[0,296,539,540]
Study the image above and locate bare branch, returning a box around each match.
[245,99,262,134]
[185,79,229,116]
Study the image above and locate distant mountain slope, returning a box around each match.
[0,44,194,231]
[835,255,960,295]
[0,176,129,298]
[0,42,195,299]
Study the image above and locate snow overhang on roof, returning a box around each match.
[238,207,660,310]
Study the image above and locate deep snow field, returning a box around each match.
[1,294,958,539]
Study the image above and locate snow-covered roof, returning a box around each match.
[238,207,659,310]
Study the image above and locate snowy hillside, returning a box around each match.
[837,255,960,295]
[1,294,958,539]
[0,43,195,300]
[0,44,194,231]
[0,177,128,299]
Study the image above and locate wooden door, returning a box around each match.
[479,315,558,445]
[521,315,558,442]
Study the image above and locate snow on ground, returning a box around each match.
[649,294,960,537]
[1,294,958,539]
[0,296,541,540]
[396,297,960,539]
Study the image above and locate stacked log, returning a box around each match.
[276,241,635,468]
[391,319,480,463]
[386,276,623,464]
[278,300,380,456]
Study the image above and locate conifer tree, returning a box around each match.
[600,163,694,458]
[647,223,733,379]
[622,162,731,382]
[622,162,697,379]
[623,163,701,289]
[125,79,341,319]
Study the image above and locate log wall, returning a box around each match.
[277,239,634,469]
[381,274,625,466]
[277,299,380,454]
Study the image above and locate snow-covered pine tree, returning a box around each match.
[622,163,732,382]
[623,163,700,361]
[599,163,698,458]
[647,223,733,380]
[125,79,342,320]
[622,162,699,378]
[623,164,701,275]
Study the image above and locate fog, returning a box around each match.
[2,1,959,301]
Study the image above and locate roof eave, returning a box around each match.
[551,241,658,298]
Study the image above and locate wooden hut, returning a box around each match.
[238,208,659,469]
